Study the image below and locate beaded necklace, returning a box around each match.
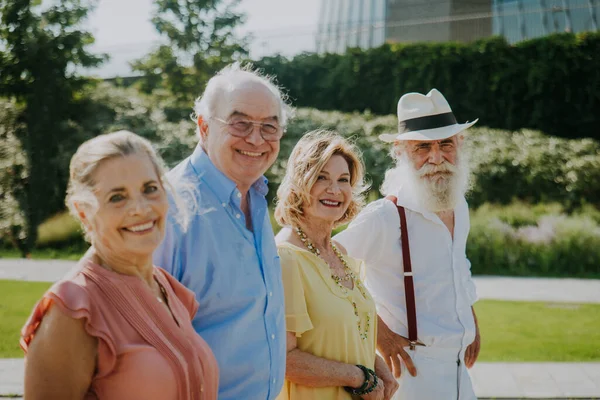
[294,226,371,340]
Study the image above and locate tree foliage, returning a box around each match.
[0,99,28,252]
[132,0,248,112]
[0,0,104,254]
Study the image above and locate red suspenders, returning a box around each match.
[385,195,419,350]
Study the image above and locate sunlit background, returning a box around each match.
[0,0,599,398]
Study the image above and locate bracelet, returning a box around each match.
[361,368,379,395]
[344,365,370,395]
[344,365,378,396]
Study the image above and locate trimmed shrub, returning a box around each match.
[2,85,599,252]
[468,202,600,277]
[281,109,600,209]
[466,129,600,208]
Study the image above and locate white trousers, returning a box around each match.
[392,346,477,400]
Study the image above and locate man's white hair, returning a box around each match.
[381,140,472,212]
[192,62,294,138]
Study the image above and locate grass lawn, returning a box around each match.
[0,280,52,358]
[475,300,600,361]
[1,279,599,361]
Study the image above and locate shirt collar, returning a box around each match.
[189,145,269,203]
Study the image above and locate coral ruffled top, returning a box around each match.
[21,259,218,400]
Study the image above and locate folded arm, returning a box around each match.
[284,331,364,388]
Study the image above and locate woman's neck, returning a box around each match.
[90,246,155,286]
[297,219,335,252]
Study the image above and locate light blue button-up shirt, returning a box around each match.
[154,145,286,400]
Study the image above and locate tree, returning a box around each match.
[0,0,104,255]
[0,99,29,254]
[132,0,248,114]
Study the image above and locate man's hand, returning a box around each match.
[375,355,399,400]
[377,316,417,378]
[465,307,481,369]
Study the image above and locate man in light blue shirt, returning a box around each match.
[154,63,292,400]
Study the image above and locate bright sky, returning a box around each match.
[86,0,323,78]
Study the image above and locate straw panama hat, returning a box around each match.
[379,89,479,142]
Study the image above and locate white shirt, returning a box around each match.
[334,188,478,352]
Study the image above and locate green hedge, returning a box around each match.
[2,85,599,251]
[468,202,600,278]
[281,109,600,209]
[255,33,600,140]
[465,129,600,208]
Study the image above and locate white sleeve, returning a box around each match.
[334,200,387,265]
[462,201,478,305]
[464,258,479,305]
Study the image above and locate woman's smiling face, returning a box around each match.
[78,153,169,258]
[303,154,353,225]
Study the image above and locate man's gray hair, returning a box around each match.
[192,62,294,137]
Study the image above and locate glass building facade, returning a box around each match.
[316,0,599,52]
[493,0,599,43]
[316,0,387,53]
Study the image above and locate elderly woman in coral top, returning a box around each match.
[20,131,218,400]
[274,130,398,400]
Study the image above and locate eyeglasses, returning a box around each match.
[211,117,284,142]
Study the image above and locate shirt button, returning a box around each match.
[237,192,242,198]
[271,334,275,340]
[221,203,227,207]
[269,291,273,297]
[272,378,276,384]
[236,213,241,219]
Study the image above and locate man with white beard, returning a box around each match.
[334,89,481,400]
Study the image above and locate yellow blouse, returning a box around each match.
[276,242,377,400]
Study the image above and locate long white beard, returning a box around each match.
[381,151,471,212]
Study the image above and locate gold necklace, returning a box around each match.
[294,226,371,340]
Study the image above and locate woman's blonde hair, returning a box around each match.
[275,130,367,228]
[66,130,194,242]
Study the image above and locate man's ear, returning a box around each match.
[457,134,465,146]
[393,140,404,158]
[197,116,209,140]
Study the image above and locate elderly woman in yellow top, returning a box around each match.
[274,130,398,400]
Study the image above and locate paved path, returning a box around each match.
[1,358,599,398]
[0,258,75,283]
[470,362,600,399]
[1,258,600,304]
[0,359,22,398]
[473,276,600,304]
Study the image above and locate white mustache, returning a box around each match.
[416,161,458,178]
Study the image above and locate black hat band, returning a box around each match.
[398,112,457,134]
